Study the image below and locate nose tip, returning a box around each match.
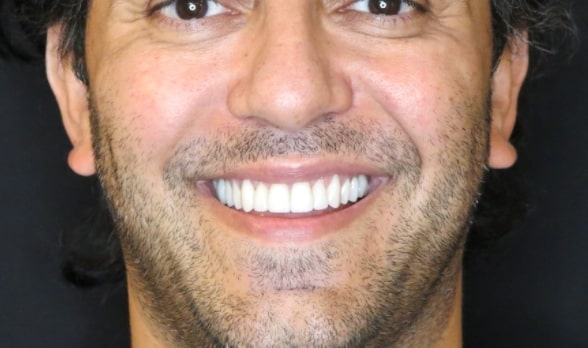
[228,18,352,131]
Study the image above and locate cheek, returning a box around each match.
[354,45,488,164]
[92,50,231,167]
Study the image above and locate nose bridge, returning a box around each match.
[228,2,351,130]
[261,2,318,73]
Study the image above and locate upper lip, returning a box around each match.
[193,157,389,183]
[184,158,394,243]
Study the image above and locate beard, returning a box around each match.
[89,92,489,347]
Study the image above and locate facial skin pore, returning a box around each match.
[46,0,528,347]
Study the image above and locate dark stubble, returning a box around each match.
[89,91,490,347]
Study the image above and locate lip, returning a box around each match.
[193,156,389,183]
[191,159,390,244]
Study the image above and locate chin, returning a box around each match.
[209,286,378,348]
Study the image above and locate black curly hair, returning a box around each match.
[0,0,578,287]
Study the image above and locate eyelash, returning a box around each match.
[146,0,428,31]
[146,0,233,32]
[147,0,227,18]
[148,1,186,16]
[349,0,427,14]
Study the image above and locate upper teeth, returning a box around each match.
[213,174,369,213]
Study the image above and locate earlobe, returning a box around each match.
[488,34,529,169]
[46,25,96,176]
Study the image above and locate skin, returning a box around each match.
[46,0,529,346]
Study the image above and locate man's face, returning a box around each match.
[49,0,524,346]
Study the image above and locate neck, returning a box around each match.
[435,274,463,348]
[128,286,164,348]
[128,275,463,348]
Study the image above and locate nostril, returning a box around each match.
[228,73,353,131]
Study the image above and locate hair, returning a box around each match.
[0,0,578,287]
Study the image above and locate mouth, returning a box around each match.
[212,174,371,215]
[194,160,389,243]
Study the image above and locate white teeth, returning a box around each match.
[232,180,242,210]
[217,179,226,204]
[268,184,290,213]
[241,180,254,212]
[312,180,328,210]
[350,176,359,203]
[340,178,350,205]
[213,174,370,214]
[254,183,269,212]
[327,175,341,209]
[291,182,313,213]
[358,175,368,198]
[225,181,234,207]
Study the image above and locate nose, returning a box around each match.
[228,3,352,131]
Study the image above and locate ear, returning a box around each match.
[488,34,529,169]
[46,25,95,176]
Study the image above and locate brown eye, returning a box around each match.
[175,0,208,20]
[368,0,402,15]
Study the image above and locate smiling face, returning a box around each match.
[47,0,528,347]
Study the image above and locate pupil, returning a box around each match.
[176,0,208,20]
[368,0,401,15]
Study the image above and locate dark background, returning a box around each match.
[0,3,586,348]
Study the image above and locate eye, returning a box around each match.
[349,0,420,16]
[159,0,228,20]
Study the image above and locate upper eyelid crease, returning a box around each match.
[345,0,429,17]
[147,0,228,18]
[399,0,429,14]
[146,0,175,16]
[147,0,429,34]
[148,0,429,17]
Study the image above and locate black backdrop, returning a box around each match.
[0,4,587,348]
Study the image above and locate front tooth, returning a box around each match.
[312,179,328,210]
[291,182,313,213]
[268,184,290,213]
[358,175,368,197]
[232,180,242,210]
[254,183,269,212]
[327,175,341,209]
[216,175,369,212]
[340,178,350,205]
[241,180,254,212]
[349,176,359,202]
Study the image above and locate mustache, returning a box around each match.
[164,118,421,180]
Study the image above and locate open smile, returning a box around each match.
[193,161,391,242]
[212,174,370,214]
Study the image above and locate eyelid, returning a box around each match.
[345,0,428,17]
[147,0,228,17]
[331,0,429,39]
[160,0,228,20]
[146,0,245,36]
[146,0,174,17]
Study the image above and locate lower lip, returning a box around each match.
[197,178,389,244]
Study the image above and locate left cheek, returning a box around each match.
[356,52,485,165]
[361,71,460,160]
